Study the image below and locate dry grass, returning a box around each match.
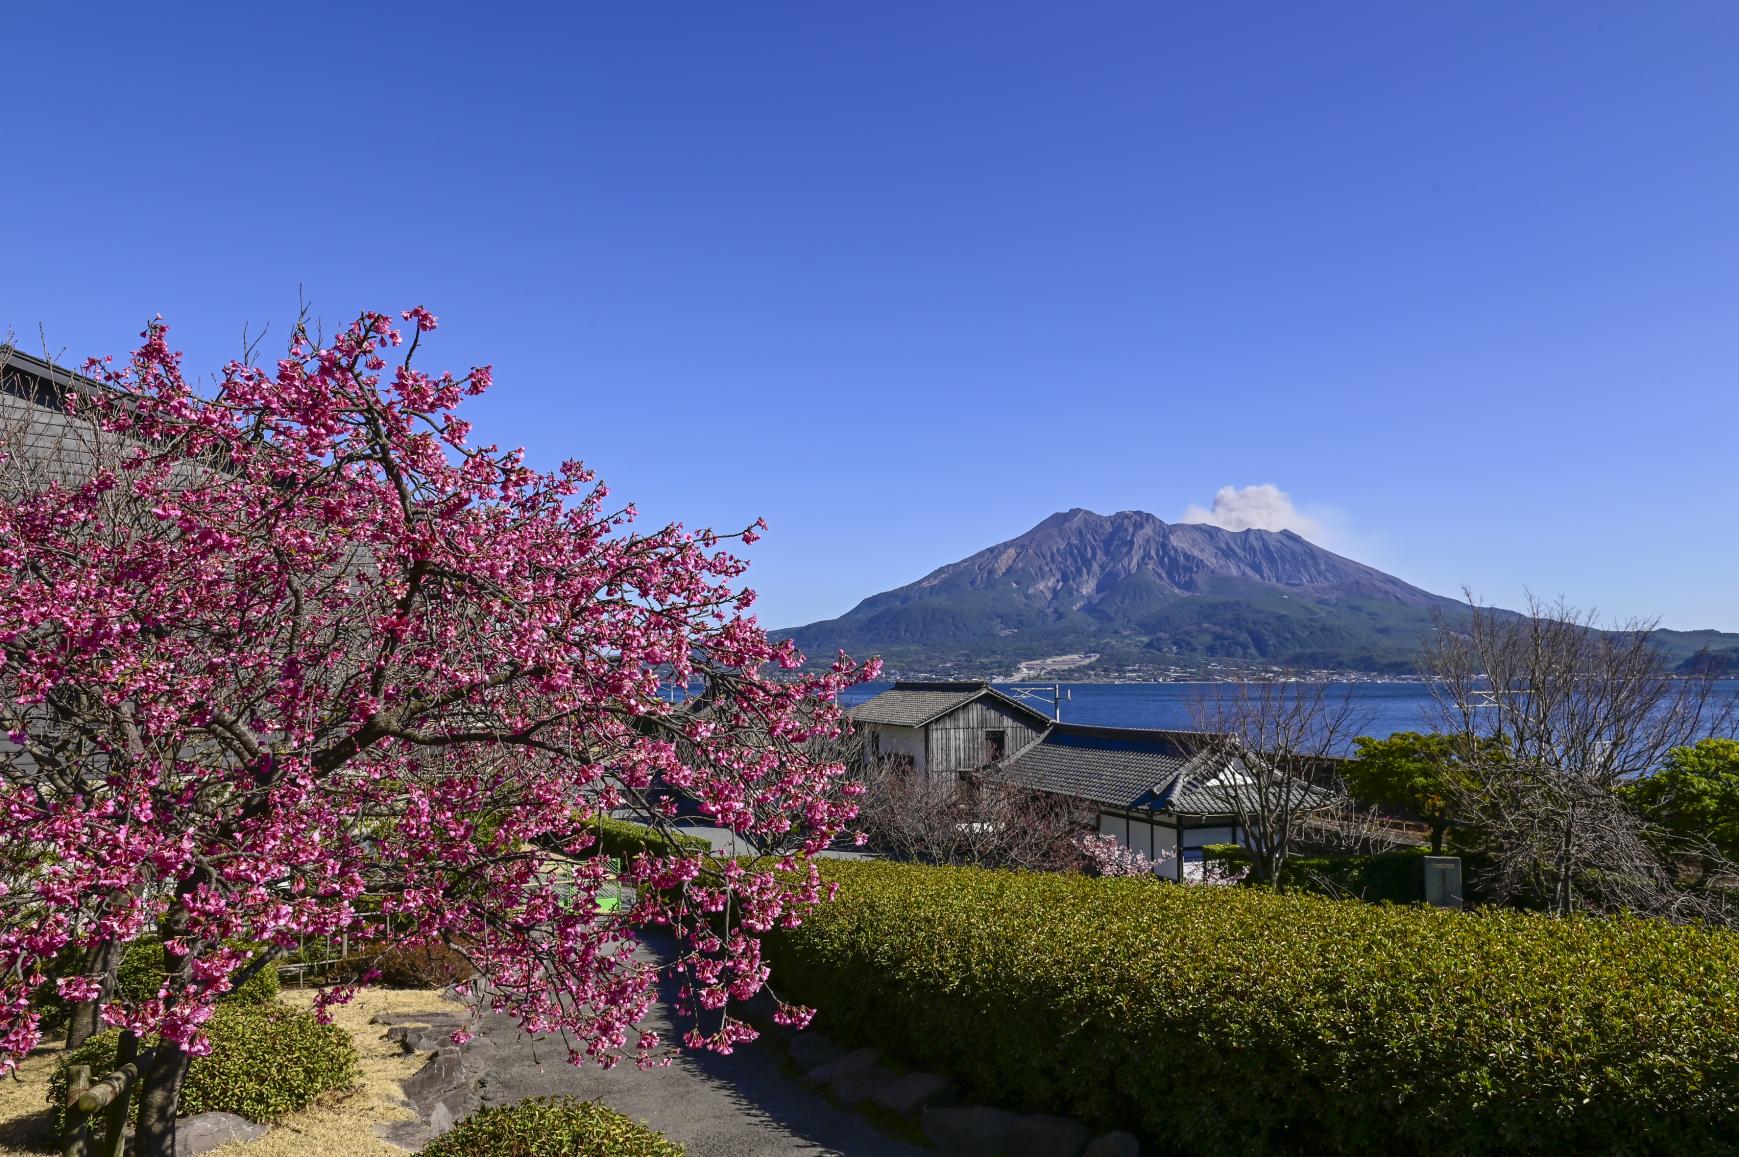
[0,988,464,1157]
[0,1048,60,1156]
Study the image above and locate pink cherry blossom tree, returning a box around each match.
[0,310,875,1154]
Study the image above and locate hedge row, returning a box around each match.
[764,860,1739,1156]
[420,1096,685,1156]
[50,1002,357,1133]
[586,817,713,862]
[1204,844,1432,903]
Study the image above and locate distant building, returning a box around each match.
[850,680,1333,880]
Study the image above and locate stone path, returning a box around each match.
[432,996,926,1156]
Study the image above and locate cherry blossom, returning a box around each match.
[0,310,876,1140]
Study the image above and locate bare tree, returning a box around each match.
[1188,682,1364,888]
[1423,593,1735,918]
[856,759,1093,871]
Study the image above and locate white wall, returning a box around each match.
[1181,825,1236,849]
[1097,812,1232,881]
[868,723,927,775]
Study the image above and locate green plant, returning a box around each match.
[419,1096,684,1156]
[49,1003,357,1133]
[764,859,1739,1156]
[585,817,712,862]
[31,938,279,1040]
[1626,738,1739,860]
[365,941,478,989]
[117,938,281,1006]
[1343,731,1491,853]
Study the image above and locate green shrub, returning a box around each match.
[586,817,712,862]
[116,938,281,1006]
[1204,844,1503,907]
[419,1096,684,1156]
[764,860,1739,1156]
[32,939,279,1038]
[49,1003,356,1132]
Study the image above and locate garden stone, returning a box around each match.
[386,1025,440,1053]
[401,1046,466,1105]
[174,1111,268,1155]
[830,1063,896,1105]
[371,1011,463,1027]
[786,1032,847,1070]
[1008,1113,1091,1157]
[807,1046,881,1084]
[922,1104,1017,1157]
[874,1070,953,1116]
[1083,1130,1140,1157]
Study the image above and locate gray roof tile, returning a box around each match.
[997,723,1334,816]
[850,682,1052,729]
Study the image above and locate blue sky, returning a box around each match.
[4,3,1737,632]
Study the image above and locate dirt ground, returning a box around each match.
[0,988,462,1157]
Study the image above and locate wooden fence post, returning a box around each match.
[61,1064,92,1157]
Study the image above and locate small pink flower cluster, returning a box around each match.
[1075,832,1176,878]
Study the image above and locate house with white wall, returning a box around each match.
[851,680,1332,881]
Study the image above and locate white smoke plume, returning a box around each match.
[1180,484,1325,540]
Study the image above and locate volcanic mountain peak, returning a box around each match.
[907,508,1445,610]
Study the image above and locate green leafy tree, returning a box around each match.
[1343,732,1481,853]
[1625,738,1739,860]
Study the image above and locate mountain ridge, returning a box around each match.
[779,508,1739,679]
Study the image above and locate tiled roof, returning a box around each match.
[849,682,1051,728]
[996,724,1204,809]
[997,722,1334,816]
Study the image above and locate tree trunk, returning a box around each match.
[133,1042,193,1157]
[65,939,122,1050]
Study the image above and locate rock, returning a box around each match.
[401,1047,466,1105]
[371,1011,463,1027]
[175,1111,268,1155]
[1007,1114,1091,1157]
[874,1070,953,1117]
[829,1064,895,1105]
[386,1047,478,1150]
[386,1025,452,1054]
[807,1046,881,1084]
[921,1104,1018,1157]
[785,1032,847,1071]
[1083,1130,1140,1157]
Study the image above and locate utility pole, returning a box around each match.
[1003,681,1070,721]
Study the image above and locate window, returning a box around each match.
[983,729,1006,764]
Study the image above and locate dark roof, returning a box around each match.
[997,723,1208,810]
[0,347,105,413]
[997,721,1335,817]
[850,681,1052,729]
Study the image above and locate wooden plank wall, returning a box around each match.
[926,700,1045,774]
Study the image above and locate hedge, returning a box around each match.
[586,817,713,862]
[763,860,1739,1156]
[1204,844,1431,903]
[49,1002,357,1134]
[419,1096,684,1156]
